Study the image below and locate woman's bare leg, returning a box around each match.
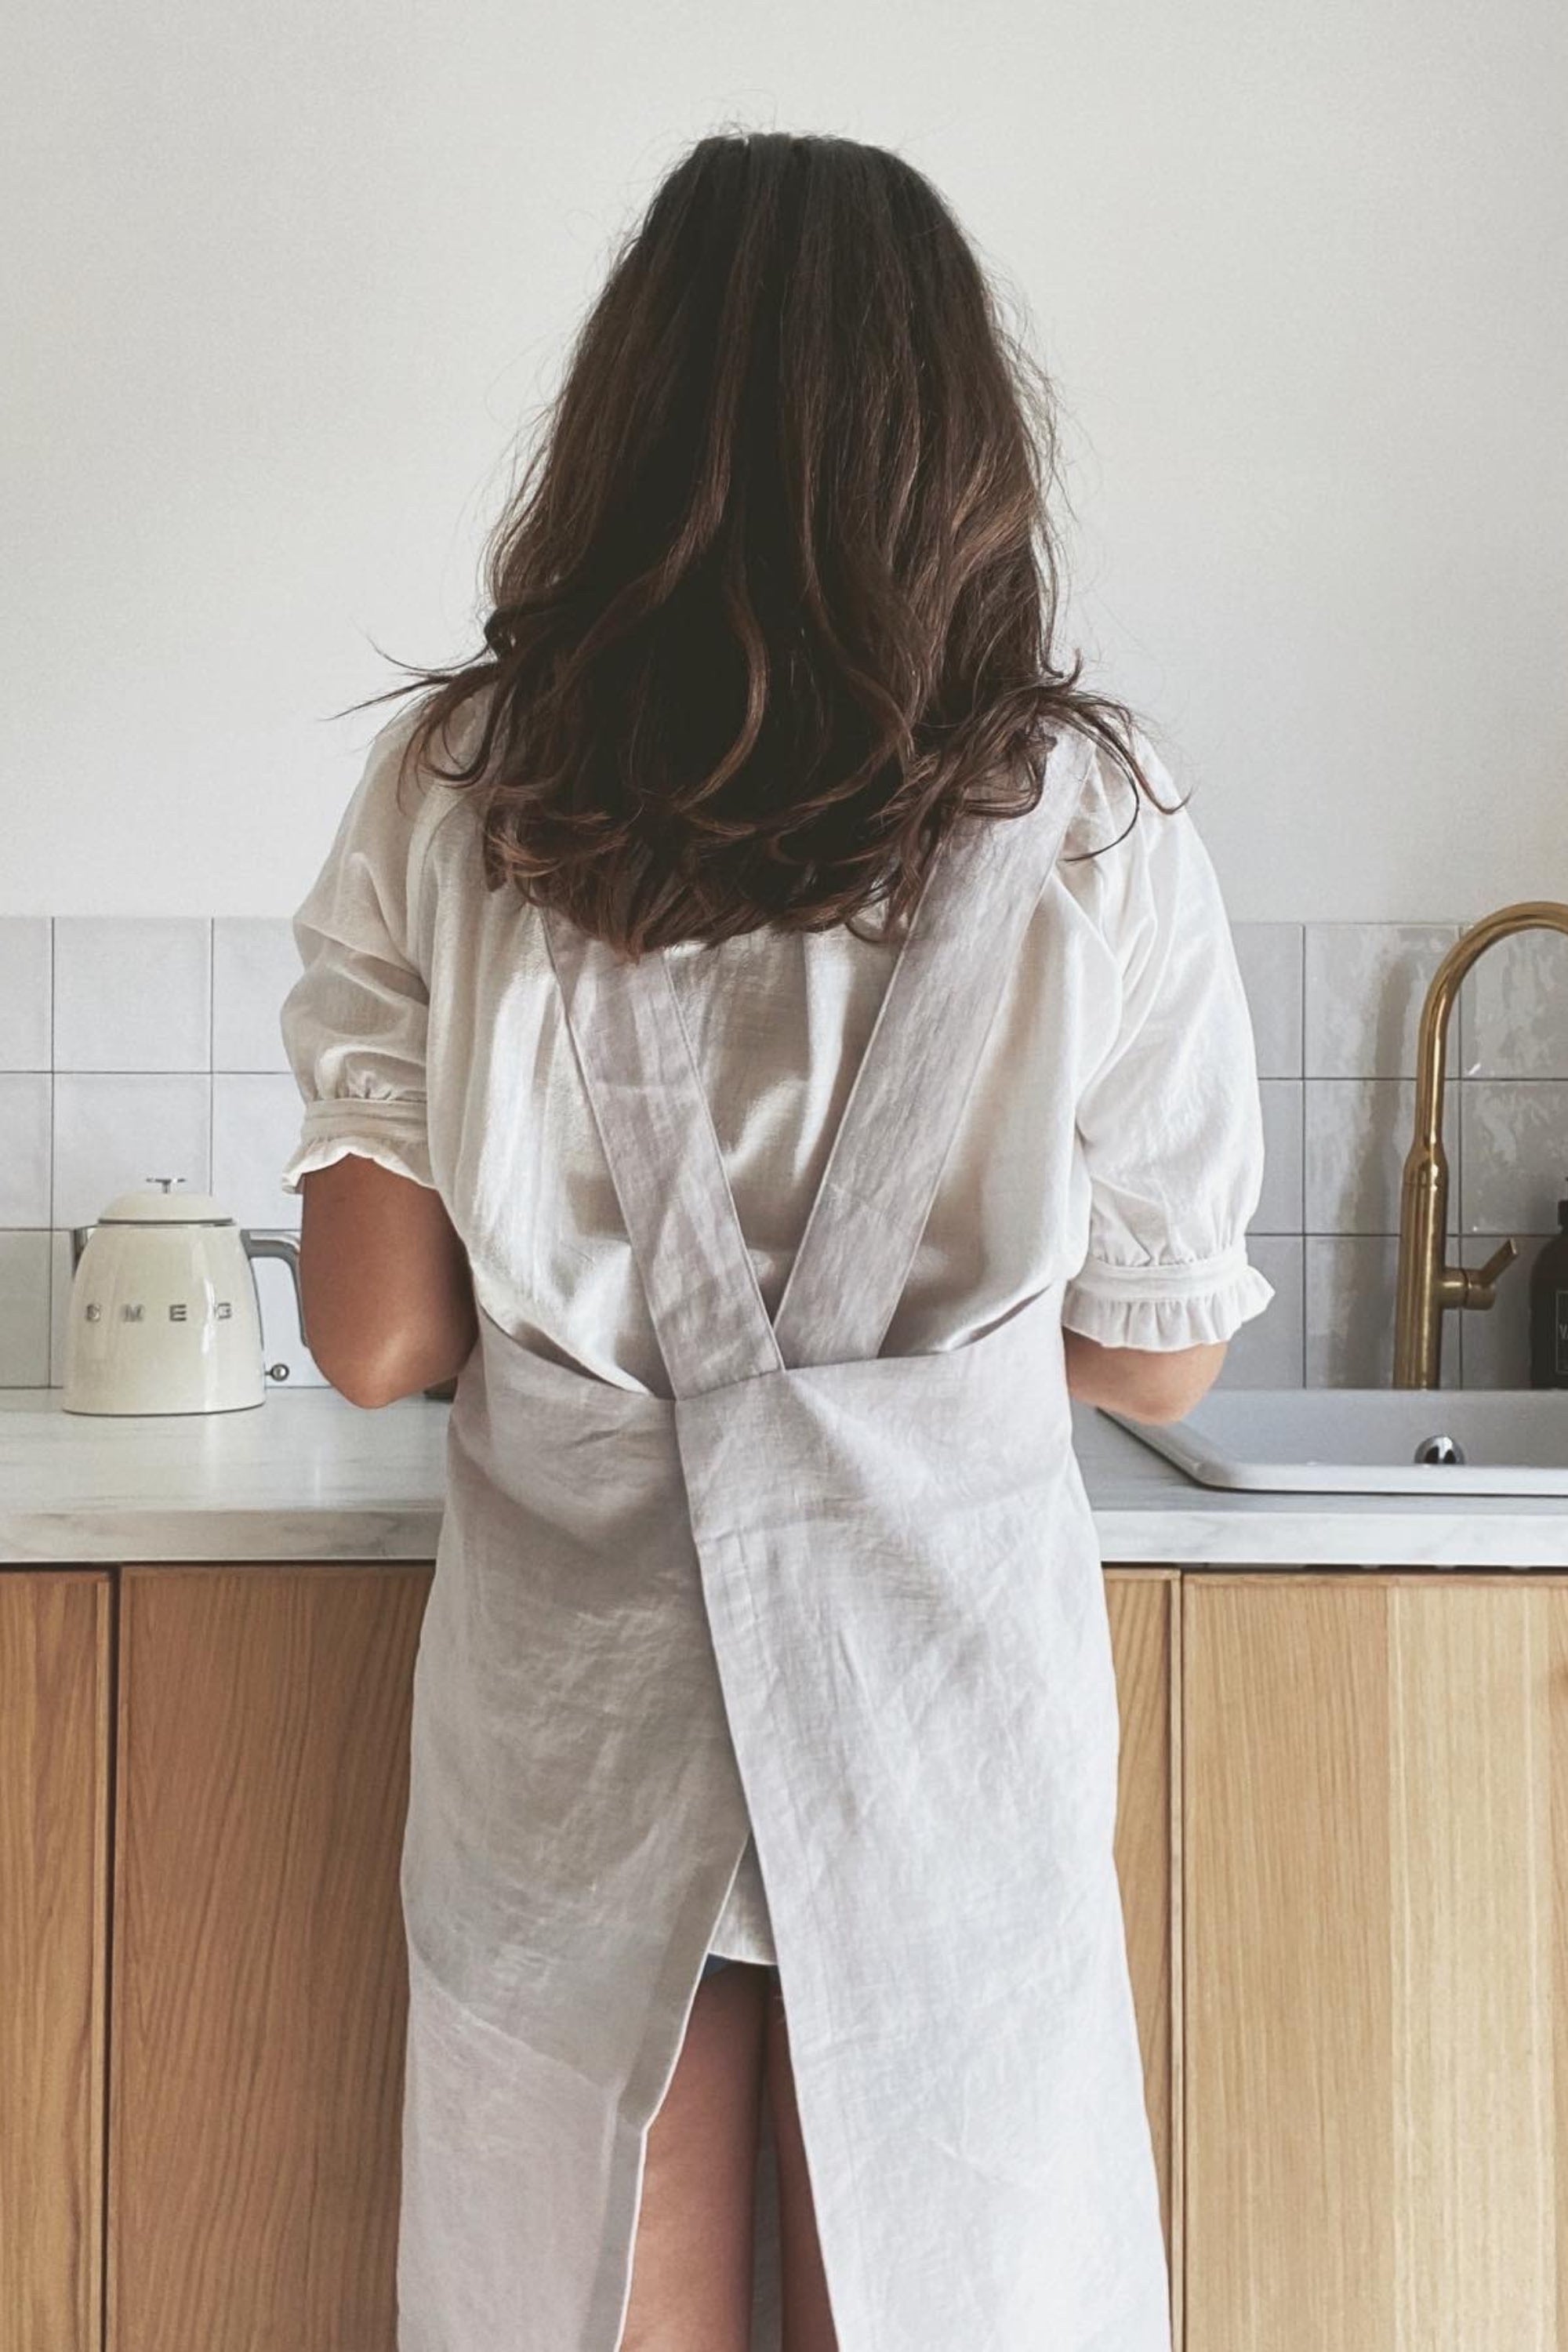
[764,1980,840,2352]
[621,1962,771,2352]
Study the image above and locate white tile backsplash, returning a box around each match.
[1456,1234,1551,1389]
[0,919,52,1069]
[48,1229,71,1386]
[1304,1078,1461,1238]
[1457,1083,1568,1236]
[1304,923,1460,1079]
[213,918,299,1073]
[1219,1236,1304,1386]
[1457,929,1568,1079]
[0,1229,50,1385]
[0,1074,53,1224]
[7,913,1568,1387]
[1305,1235,1465,1389]
[52,1073,212,1229]
[212,1075,306,1229]
[1254,1080,1305,1235]
[53,916,212,1073]
[1232,923,1303,1079]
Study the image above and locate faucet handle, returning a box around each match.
[1461,1235,1519,1308]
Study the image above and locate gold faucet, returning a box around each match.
[1394,899,1568,1388]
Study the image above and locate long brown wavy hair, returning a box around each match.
[336,129,1174,955]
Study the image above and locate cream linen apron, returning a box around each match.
[395,732,1173,2351]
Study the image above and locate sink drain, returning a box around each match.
[1414,1432,1467,1467]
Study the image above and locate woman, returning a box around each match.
[281,131,1270,2352]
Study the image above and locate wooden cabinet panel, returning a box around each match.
[0,1570,111,2352]
[1183,1573,1568,2352]
[66,1544,1568,2349]
[107,1564,433,2352]
[1106,1568,1181,2339]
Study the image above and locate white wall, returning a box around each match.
[5,0,1564,920]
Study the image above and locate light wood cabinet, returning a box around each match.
[1182,1573,1568,2352]
[13,1555,1568,2350]
[106,1563,432,2352]
[0,1570,111,2352]
[95,1560,1181,2349]
[1106,1568,1181,2312]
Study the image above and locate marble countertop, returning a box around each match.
[3,1386,1566,1569]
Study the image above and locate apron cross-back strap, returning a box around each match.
[770,736,1091,1369]
[540,731,1094,1397]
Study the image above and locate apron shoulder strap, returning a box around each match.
[539,897,786,1396]
[770,730,1094,1367]
[540,729,1095,1395]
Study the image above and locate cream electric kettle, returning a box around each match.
[63,1176,307,1416]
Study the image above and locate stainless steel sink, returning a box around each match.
[1103,1388,1568,1496]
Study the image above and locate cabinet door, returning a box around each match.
[1106,1568,1181,2332]
[0,1570,111,2352]
[1184,1573,1568,2352]
[107,1563,432,2352]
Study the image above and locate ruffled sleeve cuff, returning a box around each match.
[278,1098,435,1198]
[1062,1242,1275,1352]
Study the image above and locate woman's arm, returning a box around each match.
[1063,1328,1225,1424]
[298,1153,1221,1418]
[297,1154,478,1410]
[1057,738,1271,1417]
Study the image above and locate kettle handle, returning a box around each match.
[242,1233,309,1347]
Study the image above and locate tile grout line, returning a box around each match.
[46,918,55,1386]
[207,917,216,1196]
[1299,922,1308,1382]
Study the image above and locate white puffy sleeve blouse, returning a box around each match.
[279,706,1272,1388]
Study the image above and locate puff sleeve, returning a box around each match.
[278,712,437,1198]
[1061,738,1275,1352]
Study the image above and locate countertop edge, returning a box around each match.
[4,1391,1567,1570]
[0,1508,447,1566]
[4,1503,1566,1571]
